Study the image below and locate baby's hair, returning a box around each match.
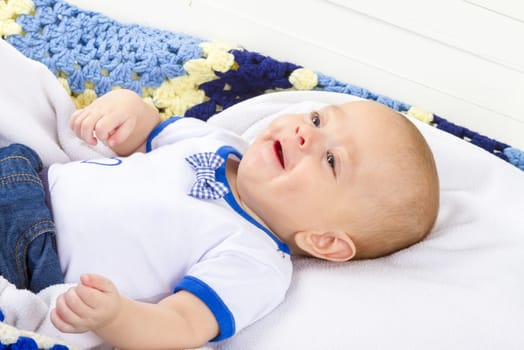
[351,110,439,260]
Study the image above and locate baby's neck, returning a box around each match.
[226,159,299,254]
[225,159,255,219]
[225,159,277,237]
[227,159,302,254]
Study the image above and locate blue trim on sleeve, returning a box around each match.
[145,116,183,152]
[174,276,235,341]
[215,146,291,255]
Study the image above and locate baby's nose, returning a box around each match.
[295,126,305,146]
[295,125,319,150]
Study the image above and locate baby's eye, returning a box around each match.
[327,152,335,169]
[311,112,320,127]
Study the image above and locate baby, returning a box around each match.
[0,89,439,349]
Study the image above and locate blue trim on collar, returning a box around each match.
[145,116,183,152]
[215,145,291,255]
[174,276,235,341]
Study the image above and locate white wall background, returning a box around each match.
[68,0,524,149]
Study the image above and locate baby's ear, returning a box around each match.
[294,231,356,262]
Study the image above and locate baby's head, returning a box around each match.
[236,100,439,260]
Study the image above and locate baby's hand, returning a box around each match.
[70,89,143,148]
[51,274,121,333]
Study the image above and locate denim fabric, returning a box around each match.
[0,144,63,292]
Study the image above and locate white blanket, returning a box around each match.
[1,38,524,350]
[208,92,524,349]
[0,39,113,164]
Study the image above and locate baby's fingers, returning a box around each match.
[50,308,78,333]
[80,274,118,295]
[70,109,100,146]
[69,109,84,131]
[51,289,91,333]
[93,115,135,148]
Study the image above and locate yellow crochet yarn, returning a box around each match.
[151,41,236,120]
[0,322,78,350]
[62,40,237,119]
[200,41,236,73]
[289,68,318,90]
[0,0,34,37]
[407,106,434,124]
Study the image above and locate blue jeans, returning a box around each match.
[0,144,63,292]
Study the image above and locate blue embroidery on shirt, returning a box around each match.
[81,157,122,166]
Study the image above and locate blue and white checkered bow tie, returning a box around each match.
[186,152,229,200]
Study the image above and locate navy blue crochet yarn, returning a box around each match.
[7,0,203,96]
[433,115,509,160]
[186,50,300,121]
[318,71,517,162]
[3,0,523,171]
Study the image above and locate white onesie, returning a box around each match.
[48,117,292,340]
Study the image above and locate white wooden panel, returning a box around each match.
[329,0,524,72]
[190,0,524,147]
[64,0,524,149]
[465,0,524,22]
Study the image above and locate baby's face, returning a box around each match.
[236,101,406,243]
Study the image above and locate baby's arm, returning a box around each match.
[70,89,161,156]
[51,274,219,350]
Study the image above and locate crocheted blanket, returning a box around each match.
[0,310,70,350]
[2,0,523,172]
[1,0,524,348]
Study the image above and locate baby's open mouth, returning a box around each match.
[274,140,285,169]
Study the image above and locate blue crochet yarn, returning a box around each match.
[504,148,524,171]
[316,73,411,112]
[4,0,524,172]
[0,330,69,350]
[7,0,203,96]
[433,115,509,160]
[3,336,68,350]
[186,50,300,120]
[186,58,412,122]
[5,337,38,350]
[0,309,4,322]
[48,345,69,350]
